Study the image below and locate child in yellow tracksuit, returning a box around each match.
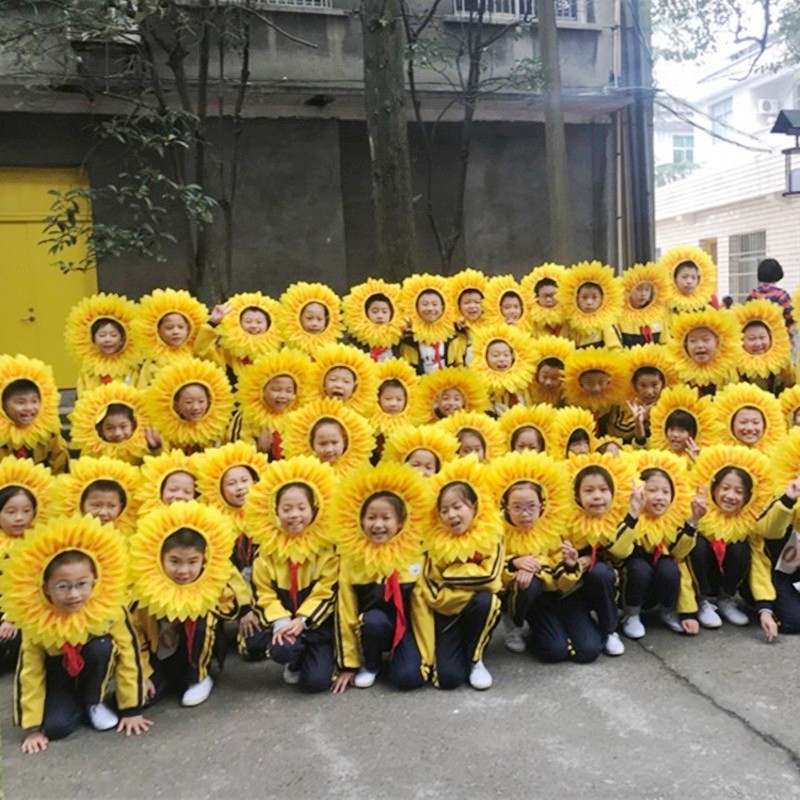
[2,516,152,754]
[240,457,338,691]
[330,465,430,693]
[415,458,503,690]
[0,355,69,474]
[128,502,247,708]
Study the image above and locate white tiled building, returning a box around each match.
[655,43,800,301]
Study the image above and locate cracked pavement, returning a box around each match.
[2,623,800,798]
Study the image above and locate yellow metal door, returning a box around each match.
[0,167,97,388]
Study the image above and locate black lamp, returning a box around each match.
[771,110,800,196]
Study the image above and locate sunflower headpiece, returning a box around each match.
[64,293,141,377]
[488,451,568,557]
[134,288,207,365]
[245,455,335,562]
[310,343,379,416]
[447,268,489,327]
[217,292,282,361]
[550,406,597,460]
[236,349,313,435]
[54,456,141,535]
[497,403,555,454]
[627,449,692,549]
[0,354,61,449]
[129,501,236,621]
[562,347,628,412]
[692,444,774,542]
[278,397,375,475]
[713,382,784,454]
[667,308,738,386]
[566,452,635,549]
[0,515,127,647]
[137,449,201,516]
[470,323,536,394]
[780,385,800,429]
[625,344,678,401]
[400,273,457,345]
[196,441,268,530]
[371,359,425,435]
[483,275,531,328]
[414,366,490,424]
[332,463,429,579]
[381,423,459,471]
[526,335,575,405]
[277,282,343,353]
[660,245,717,312]
[559,261,623,335]
[649,385,720,452]
[0,458,55,556]
[439,410,505,463]
[620,262,670,329]
[520,263,567,328]
[145,358,234,449]
[427,456,502,563]
[342,278,405,349]
[69,381,150,463]
[767,428,800,495]
[734,298,792,379]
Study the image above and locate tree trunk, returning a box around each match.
[538,0,574,264]
[361,0,417,282]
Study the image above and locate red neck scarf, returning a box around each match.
[62,643,84,677]
[370,346,388,362]
[711,540,727,574]
[383,571,407,656]
[271,431,283,460]
[288,560,300,613]
[184,619,198,667]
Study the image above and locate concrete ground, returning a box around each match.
[2,622,800,799]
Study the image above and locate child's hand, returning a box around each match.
[681,618,699,636]
[514,570,534,589]
[629,479,646,519]
[760,610,779,643]
[512,555,541,575]
[689,488,707,526]
[255,428,274,454]
[116,714,154,737]
[209,303,232,325]
[145,428,162,451]
[626,400,646,424]
[331,671,355,695]
[0,620,18,641]
[272,617,305,646]
[239,610,262,638]
[21,731,48,754]
[785,477,800,501]
[145,678,156,701]
[561,541,579,568]
[686,437,700,462]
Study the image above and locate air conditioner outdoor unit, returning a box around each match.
[758,98,780,115]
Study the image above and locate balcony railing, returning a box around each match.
[452,0,592,23]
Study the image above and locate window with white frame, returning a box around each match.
[672,134,694,164]
[710,96,733,142]
[728,230,766,302]
[452,0,591,22]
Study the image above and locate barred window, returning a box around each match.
[710,97,733,142]
[728,231,766,302]
[672,134,694,164]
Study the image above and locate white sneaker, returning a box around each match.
[717,597,749,626]
[354,668,378,689]
[282,664,301,685]
[659,609,684,634]
[88,702,118,731]
[697,599,723,629]
[181,675,214,707]
[504,622,529,653]
[469,659,493,690]
[603,632,625,656]
[622,614,646,640]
